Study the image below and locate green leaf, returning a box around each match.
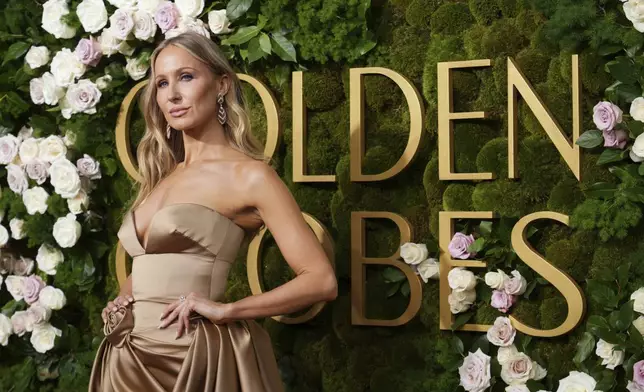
[628,118,644,138]
[386,281,401,298]
[617,263,631,290]
[247,36,264,63]
[382,267,406,283]
[226,0,253,20]
[259,32,271,54]
[628,323,644,351]
[523,280,538,299]
[103,158,118,176]
[467,237,485,255]
[470,334,490,354]
[400,280,410,297]
[596,148,626,165]
[2,41,31,66]
[451,311,475,331]
[587,280,619,309]
[623,187,644,203]
[606,56,638,84]
[598,44,624,56]
[639,163,644,176]
[575,130,604,148]
[615,300,635,331]
[270,32,297,62]
[479,221,493,237]
[609,166,639,183]
[526,380,546,392]
[615,83,642,103]
[583,182,618,199]
[221,26,262,45]
[573,332,595,365]
[450,335,464,355]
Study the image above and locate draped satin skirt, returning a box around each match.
[89,306,284,392]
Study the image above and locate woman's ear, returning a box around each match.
[217,74,231,96]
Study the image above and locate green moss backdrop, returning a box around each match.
[2,0,644,391]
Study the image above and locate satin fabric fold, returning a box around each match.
[89,204,284,391]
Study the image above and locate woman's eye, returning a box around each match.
[181,73,193,81]
[157,80,167,88]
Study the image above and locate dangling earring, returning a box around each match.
[217,93,227,125]
[166,124,172,140]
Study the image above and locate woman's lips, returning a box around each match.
[170,108,189,117]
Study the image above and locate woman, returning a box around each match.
[89,31,338,391]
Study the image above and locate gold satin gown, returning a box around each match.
[89,203,285,392]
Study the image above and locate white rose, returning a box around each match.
[487,317,516,347]
[7,164,28,194]
[485,270,509,290]
[506,386,530,392]
[0,208,4,222]
[67,189,89,214]
[449,292,473,314]
[27,304,52,325]
[556,371,597,392]
[505,270,528,295]
[629,382,644,392]
[25,46,51,69]
[109,8,135,40]
[595,339,625,370]
[632,288,644,313]
[631,97,644,122]
[41,72,65,105]
[633,316,644,336]
[107,0,137,8]
[98,28,122,57]
[451,289,476,304]
[133,9,157,41]
[5,275,26,301]
[50,48,87,88]
[416,258,439,282]
[532,362,547,381]
[76,0,109,33]
[631,133,644,163]
[17,126,33,141]
[0,134,20,164]
[136,0,163,14]
[23,187,50,215]
[36,244,65,275]
[458,349,491,392]
[19,137,40,164]
[625,0,644,32]
[11,310,34,337]
[400,242,429,265]
[125,56,150,81]
[175,0,204,18]
[0,225,8,247]
[0,313,12,346]
[49,158,81,198]
[41,0,77,39]
[38,286,67,310]
[30,322,62,353]
[38,135,66,163]
[501,351,533,385]
[9,218,25,240]
[208,9,233,34]
[30,77,45,104]
[95,74,112,90]
[165,17,210,39]
[61,79,102,119]
[25,159,50,185]
[448,267,477,292]
[53,213,82,248]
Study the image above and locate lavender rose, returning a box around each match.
[449,232,476,259]
[486,317,516,347]
[60,79,102,119]
[109,8,135,40]
[630,360,644,392]
[23,275,46,304]
[504,270,527,295]
[155,1,179,33]
[75,37,103,67]
[27,303,52,325]
[0,135,20,164]
[25,159,50,185]
[76,154,102,179]
[7,164,29,194]
[491,290,516,313]
[593,101,623,131]
[459,349,491,392]
[11,311,32,337]
[603,129,628,149]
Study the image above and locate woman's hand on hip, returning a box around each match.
[101,294,135,323]
[158,292,233,339]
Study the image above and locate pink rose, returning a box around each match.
[449,232,476,260]
[603,129,629,149]
[458,349,491,392]
[633,360,644,389]
[75,37,102,67]
[593,101,623,131]
[23,275,46,305]
[11,311,32,337]
[491,290,516,313]
[155,1,179,33]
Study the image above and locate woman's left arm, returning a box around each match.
[224,162,338,320]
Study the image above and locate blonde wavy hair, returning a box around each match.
[132,31,269,210]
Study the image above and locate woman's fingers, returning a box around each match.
[160,300,180,322]
[159,303,182,329]
[177,306,191,339]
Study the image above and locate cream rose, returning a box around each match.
[448,267,477,292]
[38,135,67,163]
[506,386,530,392]
[76,0,109,33]
[595,339,625,370]
[133,9,157,41]
[0,134,20,164]
[449,290,475,314]
[53,213,82,248]
[19,137,39,164]
[125,56,150,81]
[487,317,516,347]
[95,74,112,90]
[25,46,51,69]
[632,288,644,314]
[0,313,12,346]
[137,0,164,14]
[501,351,534,385]
[41,72,65,105]
[50,48,87,88]
[208,9,233,34]
[556,371,597,392]
[11,310,33,337]
[400,242,429,265]
[23,187,50,215]
[634,316,644,336]
[625,0,644,32]
[30,322,62,353]
[505,270,528,295]
[175,0,204,18]
[5,275,26,301]
[631,133,644,163]
[61,79,102,119]
[39,286,67,310]
[17,126,33,141]
[485,270,509,290]
[27,304,52,326]
[49,158,81,198]
[7,164,28,195]
[9,218,25,240]
[107,0,137,8]
[416,258,439,282]
[36,244,65,275]
[0,225,8,247]
[67,189,90,215]
[459,349,491,392]
[41,0,77,39]
[165,17,210,39]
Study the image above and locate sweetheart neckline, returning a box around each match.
[129,203,244,251]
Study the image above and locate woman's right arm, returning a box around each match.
[101,274,135,323]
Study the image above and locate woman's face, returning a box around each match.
[154,45,228,132]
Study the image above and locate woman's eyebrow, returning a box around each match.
[155,67,197,79]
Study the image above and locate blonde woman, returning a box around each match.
[89,31,337,391]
